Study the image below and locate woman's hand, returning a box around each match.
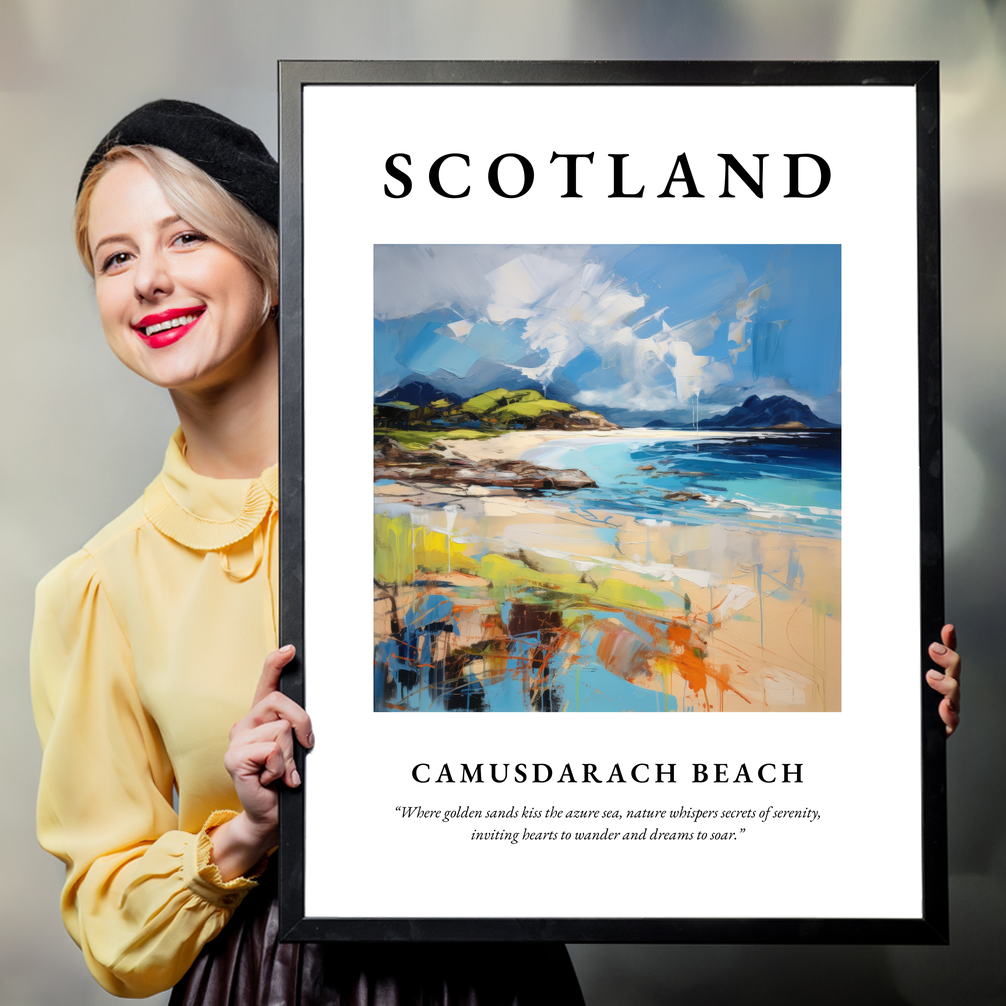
[926,624,961,738]
[209,645,314,881]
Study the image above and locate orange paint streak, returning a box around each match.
[664,621,744,710]
[563,606,749,711]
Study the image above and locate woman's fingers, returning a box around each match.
[232,740,287,787]
[928,637,961,683]
[252,644,296,707]
[927,624,961,737]
[240,644,314,749]
[928,645,961,679]
[926,667,959,704]
[255,691,313,749]
[939,697,960,736]
[224,738,287,787]
[230,719,302,788]
[941,623,958,653]
[219,646,309,845]
[232,689,314,750]
[259,742,289,787]
[224,645,311,808]
[924,677,960,736]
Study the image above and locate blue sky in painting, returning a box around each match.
[374,244,841,425]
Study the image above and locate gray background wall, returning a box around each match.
[1,2,1002,1003]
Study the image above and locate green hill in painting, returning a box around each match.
[374,386,619,441]
[461,388,575,424]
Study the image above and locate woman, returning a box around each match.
[31,100,586,1003]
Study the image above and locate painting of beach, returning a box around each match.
[373,244,841,712]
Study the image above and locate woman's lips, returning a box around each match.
[133,307,205,349]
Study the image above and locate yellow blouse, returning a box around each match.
[31,429,279,998]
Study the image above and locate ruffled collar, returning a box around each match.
[143,428,278,551]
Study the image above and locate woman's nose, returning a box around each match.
[133,249,173,302]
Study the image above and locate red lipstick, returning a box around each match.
[132,306,206,349]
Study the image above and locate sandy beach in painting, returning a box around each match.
[374,429,840,714]
[435,427,767,463]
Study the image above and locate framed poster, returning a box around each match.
[277,61,946,943]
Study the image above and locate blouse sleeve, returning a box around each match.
[31,549,262,998]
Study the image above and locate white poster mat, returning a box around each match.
[300,84,919,920]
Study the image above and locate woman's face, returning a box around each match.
[87,158,270,392]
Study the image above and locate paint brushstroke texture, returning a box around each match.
[373,245,841,712]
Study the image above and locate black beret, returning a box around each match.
[78,99,278,228]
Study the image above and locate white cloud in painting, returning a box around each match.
[374,244,787,412]
[736,283,771,320]
[728,320,750,363]
[446,320,473,340]
[373,244,595,321]
[478,252,742,412]
[667,334,734,402]
[483,254,648,385]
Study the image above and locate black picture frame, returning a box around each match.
[277,60,945,944]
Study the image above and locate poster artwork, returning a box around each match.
[373,243,841,714]
[291,64,941,941]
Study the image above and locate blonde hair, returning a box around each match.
[75,145,278,323]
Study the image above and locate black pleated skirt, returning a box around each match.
[169,869,585,1006]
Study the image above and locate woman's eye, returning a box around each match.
[101,251,132,273]
[173,231,208,248]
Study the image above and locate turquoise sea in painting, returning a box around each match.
[522,431,841,537]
